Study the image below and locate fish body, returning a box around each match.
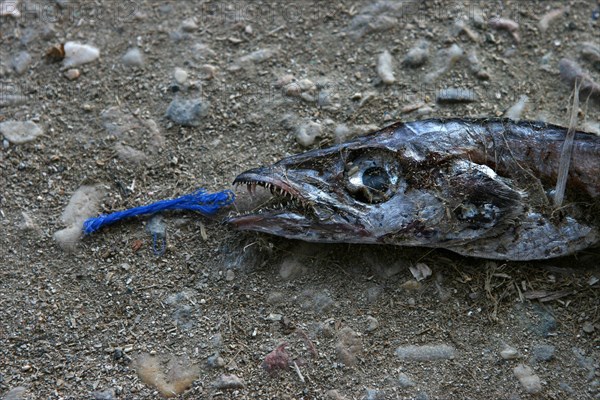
[229,118,600,260]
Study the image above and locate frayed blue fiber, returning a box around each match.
[83,188,235,235]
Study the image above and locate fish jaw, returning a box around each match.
[228,164,378,242]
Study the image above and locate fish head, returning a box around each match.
[229,142,407,242]
[228,126,524,246]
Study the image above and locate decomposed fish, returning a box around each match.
[229,118,599,261]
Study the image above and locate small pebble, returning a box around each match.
[199,64,217,80]
[180,17,198,32]
[363,388,385,400]
[582,321,595,333]
[91,389,116,400]
[135,353,199,397]
[11,51,32,75]
[451,19,479,42]
[262,343,290,375]
[173,66,189,84]
[239,48,276,63]
[191,43,216,60]
[558,58,600,99]
[395,344,455,361]
[279,257,306,280]
[403,39,429,67]
[62,42,100,69]
[415,392,429,400]
[295,121,322,147]
[275,74,296,88]
[436,88,477,103]
[489,17,520,42]
[282,78,317,102]
[166,97,210,127]
[505,95,528,120]
[531,344,555,362]
[513,364,542,394]
[0,93,27,107]
[2,387,27,400]
[213,374,245,390]
[64,68,80,80]
[539,8,565,32]
[101,106,164,163]
[54,184,105,251]
[348,1,402,38]
[471,7,485,27]
[207,354,225,368]
[336,327,363,366]
[334,123,379,143]
[409,262,431,281]
[365,316,379,332]
[425,44,463,82]
[0,120,43,144]
[467,51,489,80]
[500,345,519,360]
[225,269,235,281]
[580,42,600,67]
[300,289,335,314]
[398,372,415,388]
[559,382,575,394]
[377,50,395,84]
[19,211,39,232]
[326,390,349,400]
[365,286,383,303]
[121,47,144,67]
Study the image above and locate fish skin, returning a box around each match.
[229,118,599,260]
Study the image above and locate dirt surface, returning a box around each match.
[1,0,599,399]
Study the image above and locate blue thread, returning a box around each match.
[83,188,235,235]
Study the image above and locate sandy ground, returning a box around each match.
[1,0,599,399]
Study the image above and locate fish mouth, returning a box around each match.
[227,168,372,240]
[227,169,314,229]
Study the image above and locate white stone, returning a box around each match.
[0,121,43,144]
[62,42,100,69]
[173,67,188,84]
[513,364,542,394]
[54,185,105,251]
[500,345,519,360]
[122,47,144,67]
[377,50,395,84]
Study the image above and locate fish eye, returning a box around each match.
[344,155,398,204]
[362,167,390,193]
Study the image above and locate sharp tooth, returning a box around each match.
[251,182,257,195]
[246,183,252,195]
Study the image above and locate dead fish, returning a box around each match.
[229,118,599,261]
